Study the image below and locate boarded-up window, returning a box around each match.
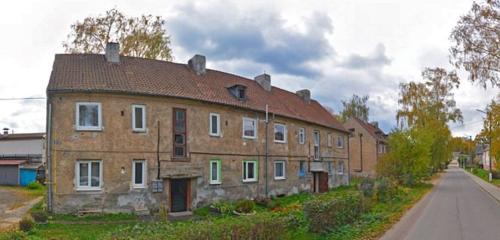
[173,108,187,158]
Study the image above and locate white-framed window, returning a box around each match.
[337,136,344,149]
[378,144,386,154]
[338,161,345,175]
[298,128,305,144]
[274,123,287,143]
[210,160,222,184]
[132,105,146,132]
[328,162,334,175]
[298,160,306,177]
[242,160,258,182]
[209,113,221,137]
[132,160,146,188]
[242,117,257,139]
[327,133,333,147]
[76,160,102,190]
[274,161,286,180]
[313,131,320,160]
[76,102,102,131]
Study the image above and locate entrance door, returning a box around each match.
[170,179,189,212]
[318,172,329,193]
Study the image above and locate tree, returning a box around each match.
[478,99,500,168]
[340,94,369,122]
[450,0,500,88]
[63,8,173,61]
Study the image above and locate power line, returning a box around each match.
[0,97,46,101]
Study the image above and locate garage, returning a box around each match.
[0,160,24,185]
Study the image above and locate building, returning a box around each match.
[344,117,387,177]
[481,145,497,171]
[46,43,350,214]
[0,129,45,186]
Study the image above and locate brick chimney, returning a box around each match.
[188,54,206,75]
[254,73,271,91]
[296,89,311,103]
[105,42,120,63]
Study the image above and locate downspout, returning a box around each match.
[359,133,363,173]
[264,105,269,198]
[46,98,53,213]
[157,120,161,179]
[347,134,350,185]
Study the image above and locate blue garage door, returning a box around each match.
[20,168,37,186]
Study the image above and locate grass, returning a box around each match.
[467,167,500,187]
[0,185,45,211]
[0,181,434,240]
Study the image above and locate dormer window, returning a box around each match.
[228,84,247,100]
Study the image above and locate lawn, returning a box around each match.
[0,184,45,211]
[467,167,500,187]
[0,181,433,240]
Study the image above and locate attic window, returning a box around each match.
[228,85,247,100]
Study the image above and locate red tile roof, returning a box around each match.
[352,117,387,142]
[47,54,346,132]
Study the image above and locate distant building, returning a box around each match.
[344,117,388,177]
[481,145,497,171]
[0,129,45,186]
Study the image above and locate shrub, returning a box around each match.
[210,201,234,215]
[255,197,280,210]
[31,210,48,223]
[26,182,43,190]
[0,231,27,240]
[234,200,255,214]
[359,178,375,198]
[374,177,397,202]
[303,192,363,233]
[18,217,34,232]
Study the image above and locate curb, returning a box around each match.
[462,169,500,204]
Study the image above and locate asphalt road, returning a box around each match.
[384,167,500,240]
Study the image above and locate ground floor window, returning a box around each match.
[210,160,222,184]
[338,161,345,175]
[328,161,334,175]
[242,160,258,182]
[132,160,146,188]
[274,161,286,180]
[76,160,101,190]
[299,161,306,177]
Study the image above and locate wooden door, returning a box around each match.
[170,179,189,212]
[318,172,329,193]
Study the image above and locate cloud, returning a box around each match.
[168,2,334,77]
[338,44,391,70]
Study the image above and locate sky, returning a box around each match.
[0,0,497,137]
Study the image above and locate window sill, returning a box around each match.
[76,188,102,192]
[243,136,257,140]
[209,182,222,185]
[132,129,147,133]
[242,179,258,183]
[172,157,190,162]
[132,186,146,189]
[76,128,103,132]
[209,134,221,138]
[274,140,287,144]
[274,177,286,181]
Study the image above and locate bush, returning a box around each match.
[31,210,48,223]
[18,217,34,232]
[26,182,43,190]
[303,192,363,233]
[210,201,234,215]
[255,197,280,210]
[359,178,375,198]
[375,177,397,202]
[234,200,255,214]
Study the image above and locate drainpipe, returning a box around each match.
[359,133,363,173]
[46,98,53,213]
[157,120,161,179]
[264,105,269,198]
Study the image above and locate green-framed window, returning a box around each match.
[210,160,222,184]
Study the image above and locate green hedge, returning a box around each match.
[303,191,363,234]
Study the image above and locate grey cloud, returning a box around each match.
[338,44,391,69]
[168,3,334,77]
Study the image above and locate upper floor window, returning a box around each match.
[274,160,286,180]
[228,84,247,100]
[209,113,221,137]
[378,144,385,154]
[274,124,287,143]
[132,105,146,132]
[298,128,305,144]
[337,136,344,149]
[76,102,102,131]
[327,133,333,147]
[76,160,101,190]
[132,160,146,188]
[173,108,187,158]
[313,131,320,160]
[242,117,257,139]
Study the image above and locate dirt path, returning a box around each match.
[0,187,42,231]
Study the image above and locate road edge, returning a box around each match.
[379,171,444,240]
[463,169,500,204]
